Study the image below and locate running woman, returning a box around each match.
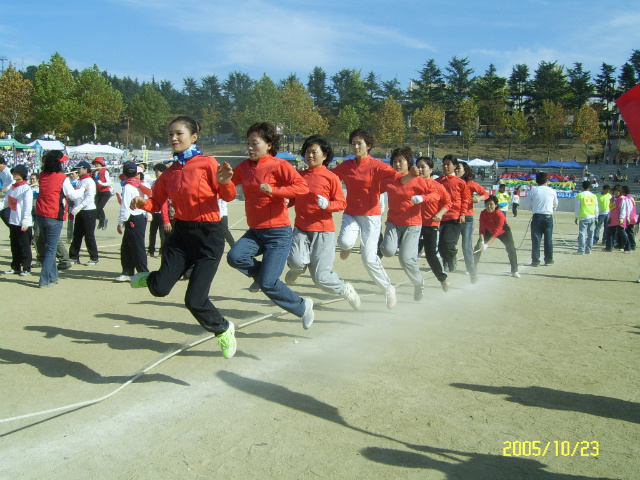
[129,116,237,359]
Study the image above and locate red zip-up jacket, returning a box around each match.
[461,180,489,217]
[232,155,308,229]
[421,178,451,227]
[381,176,438,226]
[289,166,346,232]
[331,155,399,216]
[436,174,469,221]
[141,154,235,222]
[479,209,509,238]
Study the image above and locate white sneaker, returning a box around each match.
[301,298,314,329]
[19,271,31,277]
[116,274,131,282]
[4,269,16,274]
[385,285,397,309]
[635,276,640,283]
[512,272,521,278]
[285,269,301,285]
[341,283,361,310]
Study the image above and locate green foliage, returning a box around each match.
[32,52,76,135]
[75,65,123,139]
[371,96,406,147]
[0,64,33,135]
[127,84,171,144]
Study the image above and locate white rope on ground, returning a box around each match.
[0,280,410,425]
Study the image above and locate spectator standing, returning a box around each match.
[574,180,599,255]
[527,172,558,266]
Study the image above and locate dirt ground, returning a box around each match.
[0,200,637,480]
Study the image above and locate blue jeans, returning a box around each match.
[460,216,476,274]
[531,213,554,264]
[577,217,595,253]
[227,226,305,317]
[593,213,609,243]
[37,215,63,286]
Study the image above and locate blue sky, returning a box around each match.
[2,1,639,90]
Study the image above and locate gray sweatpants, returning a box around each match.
[381,222,423,287]
[287,228,345,294]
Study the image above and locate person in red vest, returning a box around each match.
[92,157,112,230]
[35,150,86,288]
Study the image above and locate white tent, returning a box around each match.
[466,158,495,167]
[66,144,124,155]
[27,139,66,150]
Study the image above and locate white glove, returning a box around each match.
[482,243,489,251]
[21,220,29,230]
[71,206,82,216]
[410,195,424,204]
[317,195,329,209]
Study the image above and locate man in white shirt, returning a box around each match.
[68,161,99,266]
[527,172,558,266]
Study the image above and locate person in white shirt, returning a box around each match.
[0,155,14,194]
[116,162,151,281]
[2,164,32,275]
[527,172,558,266]
[68,161,99,266]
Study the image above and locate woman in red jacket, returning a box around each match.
[284,135,360,310]
[474,195,520,278]
[129,115,237,359]
[331,129,400,309]
[227,122,315,329]
[380,147,437,301]
[455,160,489,283]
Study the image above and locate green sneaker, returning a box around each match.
[130,272,150,288]
[217,321,237,359]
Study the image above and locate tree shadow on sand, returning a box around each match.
[451,383,640,424]
[216,371,613,480]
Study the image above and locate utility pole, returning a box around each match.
[0,57,7,73]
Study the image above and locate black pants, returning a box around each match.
[9,224,32,272]
[438,219,463,271]
[121,214,149,275]
[420,226,447,282]
[69,209,99,261]
[146,220,228,334]
[95,191,111,227]
[148,212,166,256]
[512,203,519,217]
[474,230,519,274]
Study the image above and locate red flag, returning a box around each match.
[616,83,640,152]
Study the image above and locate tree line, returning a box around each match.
[0,50,639,159]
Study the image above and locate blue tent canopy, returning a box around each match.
[538,160,584,169]
[276,151,298,161]
[497,159,539,168]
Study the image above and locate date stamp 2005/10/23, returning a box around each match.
[503,441,599,457]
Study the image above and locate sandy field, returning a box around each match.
[0,200,638,480]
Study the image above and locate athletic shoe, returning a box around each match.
[530,262,540,267]
[217,321,237,359]
[385,285,397,309]
[623,250,632,254]
[301,298,314,329]
[248,281,260,292]
[130,272,150,288]
[39,283,52,289]
[102,218,109,230]
[573,251,584,255]
[86,260,99,266]
[340,249,351,260]
[636,276,640,283]
[414,283,425,301]
[602,248,612,252]
[3,269,16,274]
[68,259,79,265]
[441,279,450,292]
[585,250,592,254]
[341,283,361,310]
[116,274,131,282]
[19,271,30,277]
[470,272,478,284]
[544,261,554,266]
[285,269,301,285]
[512,272,521,278]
